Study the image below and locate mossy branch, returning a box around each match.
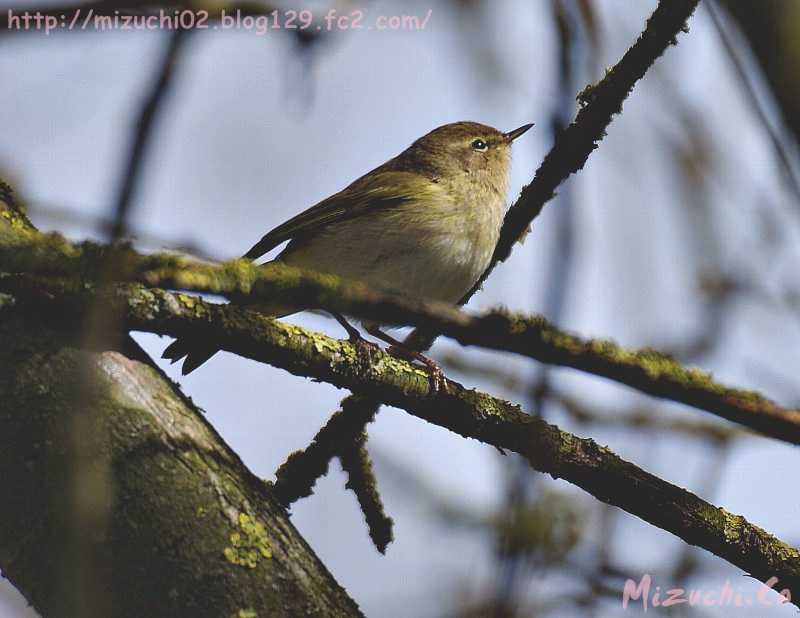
[3,233,799,446]
[472,0,701,292]
[0,193,363,617]
[273,393,391,552]
[4,276,799,604]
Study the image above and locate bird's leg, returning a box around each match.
[331,312,379,356]
[364,324,448,394]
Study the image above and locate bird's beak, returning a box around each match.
[504,123,534,143]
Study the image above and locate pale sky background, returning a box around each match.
[1,1,799,616]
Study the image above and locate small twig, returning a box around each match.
[706,0,800,205]
[467,0,701,300]
[338,429,393,554]
[70,31,186,612]
[272,396,377,505]
[272,394,391,552]
[441,355,744,445]
[110,28,188,241]
[28,200,219,259]
[556,393,742,445]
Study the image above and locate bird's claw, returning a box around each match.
[350,333,380,358]
[387,345,448,394]
[334,312,380,358]
[424,359,449,394]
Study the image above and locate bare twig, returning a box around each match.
[706,0,800,204]
[556,392,742,445]
[28,200,219,258]
[110,28,189,240]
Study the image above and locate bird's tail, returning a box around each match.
[162,339,220,375]
[162,299,298,375]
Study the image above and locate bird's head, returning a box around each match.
[400,121,533,190]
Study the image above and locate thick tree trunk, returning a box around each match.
[0,199,362,618]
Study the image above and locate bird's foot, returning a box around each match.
[351,332,381,358]
[421,356,448,394]
[332,312,380,357]
[387,344,449,394]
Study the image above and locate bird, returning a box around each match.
[163,121,533,384]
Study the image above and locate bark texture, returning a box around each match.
[0,199,362,618]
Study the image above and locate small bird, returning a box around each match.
[163,121,533,381]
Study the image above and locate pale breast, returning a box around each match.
[281,193,504,304]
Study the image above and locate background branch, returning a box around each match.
[110,27,188,241]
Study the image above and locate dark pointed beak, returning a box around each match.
[504,123,534,143]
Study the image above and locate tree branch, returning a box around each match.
[0,194,362,617]
[4,234,798,446]
[483,0,701,274]
[273,394,391,552]
[338,426,394,554]
[4,277,798,604]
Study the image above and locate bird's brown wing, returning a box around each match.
[243,170,436,260]
[167,172,445,374]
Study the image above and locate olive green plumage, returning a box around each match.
[164,121,533,374]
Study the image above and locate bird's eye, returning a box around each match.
[471,138,488,152]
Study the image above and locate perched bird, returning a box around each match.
[163,121,533,381]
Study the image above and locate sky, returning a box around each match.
[1,1,799,616]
